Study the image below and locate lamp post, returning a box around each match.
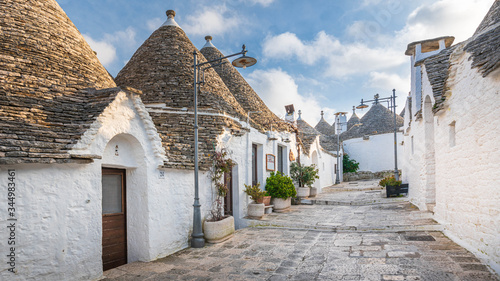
[334,112,347,184]
[191,45,256,248]
[356,89,399,181]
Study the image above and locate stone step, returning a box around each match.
[247,220,443,233]
[300,197,409,206]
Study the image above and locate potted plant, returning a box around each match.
[243,183,267,219]
[379,175,409,197]
[256,191,271,206]
[265,172,296,212]
[203,149,235,243]
[290,162,319,198]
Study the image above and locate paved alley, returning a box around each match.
[102,180,499,281]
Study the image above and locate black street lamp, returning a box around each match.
[191,45,256,248]
[356,89,400,181]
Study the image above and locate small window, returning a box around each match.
[449,121,456,147]
[411,136,414,155]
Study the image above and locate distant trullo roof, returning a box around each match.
[341,103,403,141]
[200,36,291,132]
[115,10,249,170]
[314,111,335,135]
[347,112,360,131]
[0,0,119,164]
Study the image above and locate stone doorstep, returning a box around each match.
[324,186,384,192]
[301,197,408,206]
[246,220,444,233]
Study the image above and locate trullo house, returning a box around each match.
[0,2,336,280]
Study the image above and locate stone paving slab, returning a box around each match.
[247,202,442,233]
[103,228,499,281]
[102,180,499,280]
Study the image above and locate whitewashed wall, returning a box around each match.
[402,47,500,274]
[343,133,403,173]
[432,52,500,274]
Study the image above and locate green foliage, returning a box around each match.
[210,149,235,221]
[265,172,296,199]
[379,175,402,187]
[289,162,319,187]
[343,154,360,173]
[243,183,267,202]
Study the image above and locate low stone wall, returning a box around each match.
[343,170,396,182]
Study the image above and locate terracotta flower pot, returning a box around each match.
[256,195,272,206]
[203,216,234,243]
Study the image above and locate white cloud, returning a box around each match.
[263,0,493,82]
[262,31,405,78]
[82,27,138,68]
[183,5,241,36]
[398,0,494,43]
[246,0,275,7]
[366,71,409,94]
[104,26,137,48]
[83,34,117,66]
[246,68,335,125]
[147,17,164,31]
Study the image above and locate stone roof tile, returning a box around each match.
[115,12,251,170]
[200,38,291,133]
[341,104,403,141]
[0,0,117,164]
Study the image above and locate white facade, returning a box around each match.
[343,132,403,173]
[402,41,500,274]
[0,91,337,280]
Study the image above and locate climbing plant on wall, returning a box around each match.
[343,154,360,173]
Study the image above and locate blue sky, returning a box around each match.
[56,0,494,125]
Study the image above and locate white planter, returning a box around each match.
[203,216,234,244]
[309,187,318,197]
[272,197,291,212]
[297,187,310,198]
[247,202,265,219]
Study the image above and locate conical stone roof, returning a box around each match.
[200,36,291,132]
[115,13,246,120]
[347,113,360,130]
[314,111,335,135]
[115,11,248,170]
[0,0,118,164]
[296,117,320,155]
[341,103,403,141]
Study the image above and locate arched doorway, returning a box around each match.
[101,134,148,270]
[424,96,436,210]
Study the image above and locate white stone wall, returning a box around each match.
[0,164,102,281]
[220,127,336,228]
[0,91,338,280]
[402,47,500,274]
[343,133,403,173]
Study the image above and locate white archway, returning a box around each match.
[102,133,150,263]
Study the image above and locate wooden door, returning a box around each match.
[102,168,127,271]
[223,170,233,216]
[252,144,258,186]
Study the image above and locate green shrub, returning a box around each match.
[343,154,359,173]
[243,183,267,202]
[289,162,319,187]
[265,172,296,199]
[379,175,402,187]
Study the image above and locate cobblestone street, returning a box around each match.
[103,181,499,281]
